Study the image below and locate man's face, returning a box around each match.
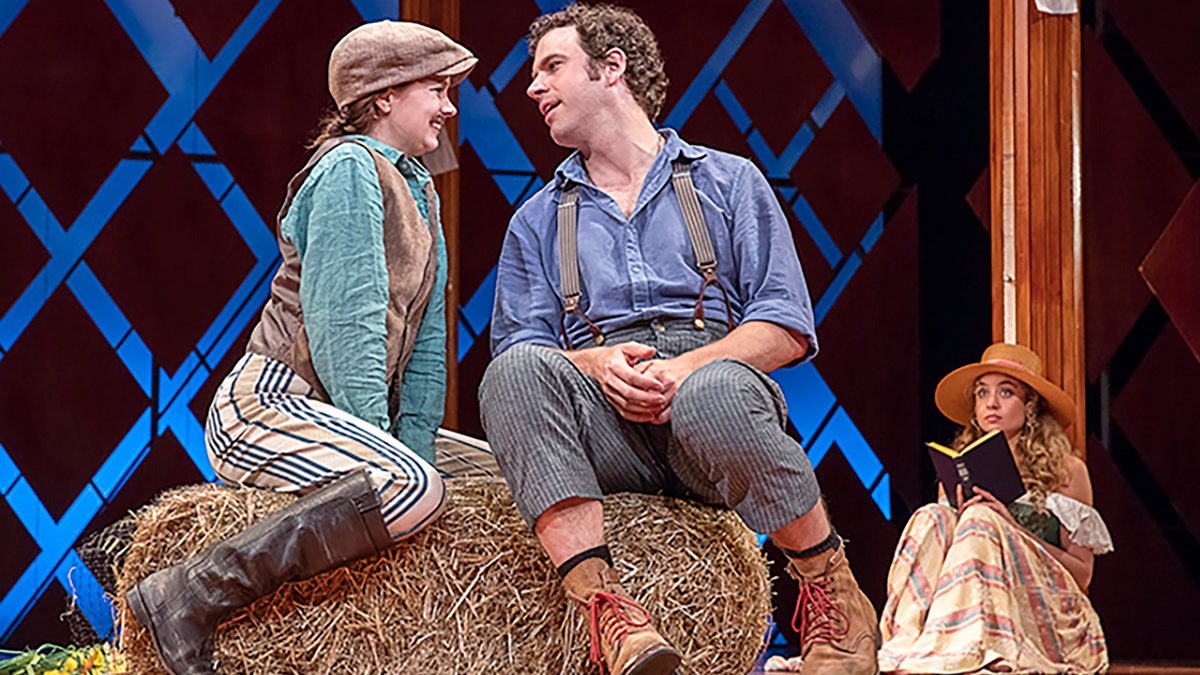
[527,26,603,147]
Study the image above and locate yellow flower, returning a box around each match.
[63,655,79,670]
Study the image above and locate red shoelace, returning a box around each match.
[791,579,849,646]
[587,590,652,669]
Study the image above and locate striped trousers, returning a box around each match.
[206,352,444,540]
[478,320,822,533]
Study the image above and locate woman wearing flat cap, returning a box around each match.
[126,21,476,675]
[877,343,1113,673]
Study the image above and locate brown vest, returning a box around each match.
[246,137,438,420]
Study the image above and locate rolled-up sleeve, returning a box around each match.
[490,209,565,356]
[727,160,819,361]
[292,150,391,429]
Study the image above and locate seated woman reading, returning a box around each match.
[878,343,1113,674]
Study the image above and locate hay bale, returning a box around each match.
[118,478,770,675]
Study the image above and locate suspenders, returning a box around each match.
[556,187,606,348]
[556,160,734,350]
[668,160,735,334]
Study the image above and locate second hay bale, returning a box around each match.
[118,478,770,674]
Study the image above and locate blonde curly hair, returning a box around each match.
[951,380,1080,511]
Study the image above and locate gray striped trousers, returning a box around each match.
[206,352,444,540]
[478,320,822,534]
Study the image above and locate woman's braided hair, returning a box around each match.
[307,90,388,149]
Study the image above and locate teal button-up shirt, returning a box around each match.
[281,134,446,463]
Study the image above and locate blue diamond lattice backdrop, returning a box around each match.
[0,0,909,645]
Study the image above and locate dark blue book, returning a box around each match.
[927,429,1026,507]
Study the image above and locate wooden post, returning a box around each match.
[403,0,463,429]
[990,0,1085,448]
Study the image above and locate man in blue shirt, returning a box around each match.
[480,5,878,675]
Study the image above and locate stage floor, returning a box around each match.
[747,657,1200,674]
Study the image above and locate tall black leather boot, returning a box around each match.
[126,469,393,674]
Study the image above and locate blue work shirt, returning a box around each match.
[282,134,446,462]
[491,130,818,361]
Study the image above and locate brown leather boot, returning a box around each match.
[126,470,393,675]
[561,557,682,675]
[786,542,880,674]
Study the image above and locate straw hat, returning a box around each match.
[934,343,1075,429]
[328,21,477,109]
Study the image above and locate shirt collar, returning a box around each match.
[553,128,707,188]
[346,134,431,183]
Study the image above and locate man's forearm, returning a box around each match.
[670,320,807,375]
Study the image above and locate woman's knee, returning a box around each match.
[915,502,957,525]
[369,459,446,540]
[956,503,1009,535]
[904,503,958,539]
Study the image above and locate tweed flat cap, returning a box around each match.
[329,21,477,109]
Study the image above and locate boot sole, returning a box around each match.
[626,646,683,675]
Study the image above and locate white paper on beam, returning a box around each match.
[1035,0,1078,14]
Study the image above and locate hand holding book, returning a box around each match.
[927,429,1026,508]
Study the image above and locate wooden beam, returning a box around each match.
[990,0,1085,448]
[403,0,464,430]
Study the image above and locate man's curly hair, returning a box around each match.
[528,3,669,121]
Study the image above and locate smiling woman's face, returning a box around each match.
[972,373,1028,439]
[370,76,456,156]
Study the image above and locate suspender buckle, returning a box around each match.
[560,296,606,350]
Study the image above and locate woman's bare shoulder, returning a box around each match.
[1059,454,1094,506]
